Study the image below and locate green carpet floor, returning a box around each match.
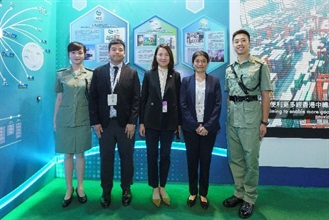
[3,178,329,220]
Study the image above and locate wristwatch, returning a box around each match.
[261,120,269,126]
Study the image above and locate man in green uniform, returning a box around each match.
[223,29,272,218]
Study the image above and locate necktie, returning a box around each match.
[113,66,119,79]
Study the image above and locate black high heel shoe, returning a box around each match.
[62,188,74,208]
[76,188,87,203]
[187,195,197,207]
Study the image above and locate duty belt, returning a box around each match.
[229,95,258,102]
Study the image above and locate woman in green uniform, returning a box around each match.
[53,42,93,207]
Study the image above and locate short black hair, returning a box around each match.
[232,29,250,42]
[108,38,125,51]
[67,41,86,53]
[192,50,209,63]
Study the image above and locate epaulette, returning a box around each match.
[57,67,67,72]
[252,56,266,65]
[226,63,234,69]
[85,67,93,72]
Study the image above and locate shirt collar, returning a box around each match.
[158,66,168,74]
[110,62,123,70]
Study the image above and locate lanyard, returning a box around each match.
[110,67,120,94]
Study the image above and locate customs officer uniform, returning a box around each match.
[55,66,93,154]
[225,54,272,204]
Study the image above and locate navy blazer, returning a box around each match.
[180,74,221,133]
[140,68,181,131]
[88,63,140,128]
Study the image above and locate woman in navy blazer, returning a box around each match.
[139,44,181,207]
[180,51,221,210]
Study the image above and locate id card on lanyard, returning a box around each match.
[162,101,167,113]
[108,94,117,106]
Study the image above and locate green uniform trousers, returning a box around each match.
[227,124,260,204]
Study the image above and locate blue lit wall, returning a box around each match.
[53,0,230,184]
[0,1,230,217]
[1,0,328,218]
[0,0,56,198]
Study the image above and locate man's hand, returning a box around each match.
[93,124,103,138]
[139,123,145,137]
[125,124,136,139]
[259,124,267,140]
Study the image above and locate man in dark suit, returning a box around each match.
[89,39,140,208]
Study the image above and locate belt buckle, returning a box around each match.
[245,96,250,102]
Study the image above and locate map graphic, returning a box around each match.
[0,1,49,88]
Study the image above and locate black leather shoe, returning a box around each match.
[62,196,72,208]
[76,188,87,203]
[122,189,132,206]
[239,201,254,219]
[62,188,74,208]
[200,197,209,210]
[223,195,243,208]
[100,194,111,208]
[187,195,197,207]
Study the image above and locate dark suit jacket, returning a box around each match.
[180,74,221,133]
[89,63,140,128]
[140,68,181,131]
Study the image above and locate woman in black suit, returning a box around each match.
[139,44,181,207]
[180,51,221,210]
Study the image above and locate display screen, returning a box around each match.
[239,0,329,137]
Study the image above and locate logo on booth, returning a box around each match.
[94,10,103,21]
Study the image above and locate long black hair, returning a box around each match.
[151,44,175,72]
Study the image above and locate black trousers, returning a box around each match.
[99,119,134,195]
[145,128,175,188]
[183,130,216,197]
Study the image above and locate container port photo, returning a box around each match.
[241,0,329,129]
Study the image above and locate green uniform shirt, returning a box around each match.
[55,66,93,127]
[225,54,272,128]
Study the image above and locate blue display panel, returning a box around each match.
[182,16,228,72]
[133,16,178,71]
[70,5,129,68]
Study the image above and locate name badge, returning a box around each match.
[107,94,117,106]
[162,101,167,113]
